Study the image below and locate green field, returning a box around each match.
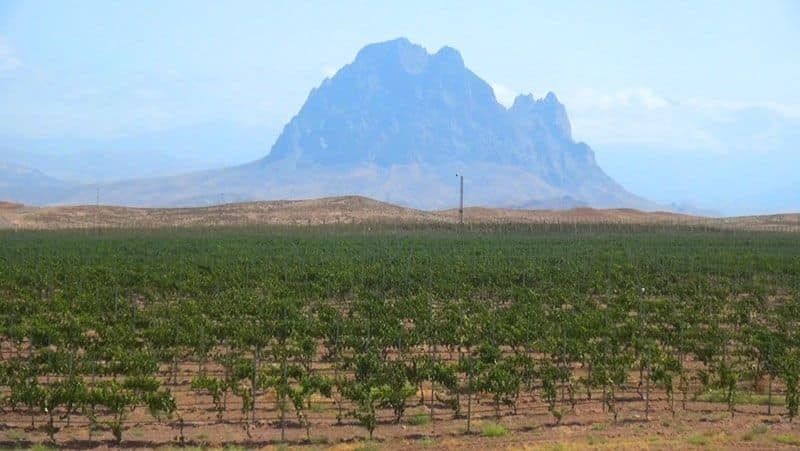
[1,225,799,445]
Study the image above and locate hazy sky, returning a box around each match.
[1,0,798,212]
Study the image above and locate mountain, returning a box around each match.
[0,122,270,183]
[254,38,648,209]
[599,143,800,216]
[666,202,722,218]
[515,196,588,210]
[0,162,77,205]
[7,38,652,210]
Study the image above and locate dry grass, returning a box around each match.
[695,388,784,406]
[773,434,800,446]
[1,195,797,231]
[742,423,769,441]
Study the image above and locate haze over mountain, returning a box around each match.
[0,122,269,183]
[2,2,798,216]
[0,162,72,204]
[0,38,653,211]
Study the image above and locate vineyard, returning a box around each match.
[1,224,799,449]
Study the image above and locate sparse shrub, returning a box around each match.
[773,434,800,446]
[742,424,768,441]
[408,413,432,426]
[481,422,507,437]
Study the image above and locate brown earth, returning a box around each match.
[1,356,799,450]
[0,196,797,232]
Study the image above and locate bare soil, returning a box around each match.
[2,377,799,449]
[1,355,799,450]
[1,196,797,232]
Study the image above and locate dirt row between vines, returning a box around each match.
[2,357,800,450]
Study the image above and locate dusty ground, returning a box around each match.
[0,201,21,229]
[2,198,798,450]
[0,197,440,230]
[0,196,797,231]
[2,378,799,450]
[1,356,800,450]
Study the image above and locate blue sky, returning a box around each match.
[0,0,798,213]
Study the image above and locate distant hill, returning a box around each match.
[0,161,76,205]
[2,195,797,232]
[515,196,588,210]
[0,122,269,183]
[4,38,653,210]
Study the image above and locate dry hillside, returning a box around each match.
[0,196,797,232]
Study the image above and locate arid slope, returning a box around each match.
[0,196,797,231]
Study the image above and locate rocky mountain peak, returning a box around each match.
[509,91,572,139]
[252,38,647,209]
[432,45,465,67]
[352,37,430,75]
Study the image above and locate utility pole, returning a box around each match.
[95,187,100,231]
[456,173,464,225]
